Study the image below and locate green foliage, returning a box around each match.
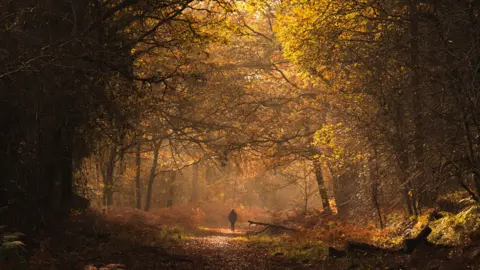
[313,123,347,166]
[372,233,404,248]
[428,205,480,245]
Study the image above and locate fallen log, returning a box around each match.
[328,241,399,258]
[247,220,298,235]
[403,226,432,253]
[346,241,386,253]
[428,211,443,222]
[328,225,438,258]
[328,247,347,258]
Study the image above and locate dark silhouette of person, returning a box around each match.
[228,209,238,231]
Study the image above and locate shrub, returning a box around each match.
[427,205,479,245]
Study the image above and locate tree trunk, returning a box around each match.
[463,119,480,198]
[145,140,162,211]
[103,145,117,207]
[370,149,383,229]
[409,0,425,212]
[322,163,339,213]
[95,158,102,207]
[158,171,167,207]
[398,148,415,216]
[204,165,215,201]
[474,172,480,200]
[42,144,57,211]
[304,177,309,215]
[46,124,63,214]
[246,180,254,209]
[191,163,199,204]
[394,96,416,216]
[118,132,126,176]
[135,142,142,209]
[167,171,176,207]
[60,125,74,208]
[314,160,331,213]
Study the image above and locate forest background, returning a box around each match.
[1,0,480,268]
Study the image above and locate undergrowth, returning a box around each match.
[0,228,27,270]
[235,194,479,263]
[244,234,326,262]
[429,204,480,245]
[22,194,480,269]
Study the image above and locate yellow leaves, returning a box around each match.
[266,145,277,156]
[242,0,268,15]
[312,123,347,166]
[313,124,340,148]
[353,152,369,162]
[323,71,333,81]
[275,0,387,85]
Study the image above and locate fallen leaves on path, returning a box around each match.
[170,228,311,270]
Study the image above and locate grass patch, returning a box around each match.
[231,236,249,241]
[246,234,326,261]
[157,225,192,243]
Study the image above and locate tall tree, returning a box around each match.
[135,142,142,209]
[145,140,163,211]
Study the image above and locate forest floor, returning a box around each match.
[5,202,479,269]
[26,218,479,270]
[28,218,312,270]
[30,219,312,270]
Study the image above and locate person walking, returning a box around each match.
[228,209,238,231]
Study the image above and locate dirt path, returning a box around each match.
[165,228,309,270]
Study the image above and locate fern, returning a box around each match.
[3,232,25,242]
[0,240,26,253]
[0,229,27,263]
